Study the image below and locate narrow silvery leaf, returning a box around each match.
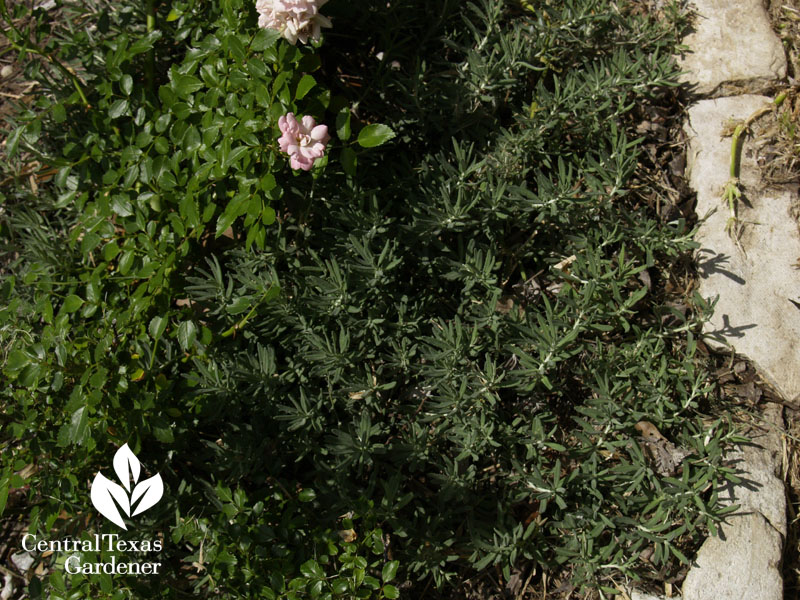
[113,443,140,491]
[130,473,164,517]
[91,473,130,529]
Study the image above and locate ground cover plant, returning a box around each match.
[0,0,745,598]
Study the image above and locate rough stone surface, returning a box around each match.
[677,0,786,95]
[685,95,800,401]
[716,404,786,536]
[9,551,33,573]
[631,591,680,600]
[681,513,782,599]
[677,1,792,598]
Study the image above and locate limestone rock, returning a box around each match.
[716,404,786,537]
[9,551,33,573]
[681,513,782,600]
[677,0,786,95]
[631,590,680,600]
[685,95,800,401]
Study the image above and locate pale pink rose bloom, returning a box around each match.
[255,0,332,45]
[278,112,330,171]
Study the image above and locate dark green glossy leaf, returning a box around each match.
[129,30,162,56]
[251,28,281,51]
[62,295,83,313]
[108,99,129,119]
[295,74,316,100]
[120,74,133,96]
[336,109,351,141]
[177,320,197,351]
[381,561,399,583]
[173,73,203,97]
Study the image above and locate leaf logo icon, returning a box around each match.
[90,444,164,530]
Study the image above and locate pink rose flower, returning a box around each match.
[278,112,330,171]
[255,0,332,45]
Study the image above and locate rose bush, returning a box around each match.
[0,0,392,597]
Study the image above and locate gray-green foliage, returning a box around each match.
[182,0,740,593]
[0,0,743,597]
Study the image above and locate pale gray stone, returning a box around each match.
[678,5,790,599]
[681,513,782,599]
[716,404,786,537]
[0,574,13,600]
[677,0,786,95]
[9,551,33,573]
[631,590,680,600]
[685,95,800,401]
[683,95,789,600]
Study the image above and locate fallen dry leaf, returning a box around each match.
[635,421,692,476]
